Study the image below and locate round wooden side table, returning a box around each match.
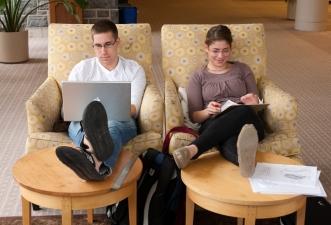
[12,148,142,225]
[181,151,306,225]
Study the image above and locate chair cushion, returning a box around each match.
[167,131,300,157]
[122,132,163,155]
[26,77,62,134]
[259,131,301,156]
[26,131,162,155]
[26,132,73,152]
[178,87,200,130]
[161,24,266,89]
[168,132,197,154]
[138,84,164,134]
[48,23,155,86]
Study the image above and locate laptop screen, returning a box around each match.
[62,81,131,122]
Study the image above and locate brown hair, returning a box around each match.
[205,25,233,47]
[91,19,118,40]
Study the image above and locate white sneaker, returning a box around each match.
[237,124,258,177]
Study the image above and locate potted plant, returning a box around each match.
[0,0,88,63]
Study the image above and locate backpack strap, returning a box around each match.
[162,126,199,154]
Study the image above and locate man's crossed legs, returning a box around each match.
[56,101,137,181]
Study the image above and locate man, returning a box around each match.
[56,20,146,181]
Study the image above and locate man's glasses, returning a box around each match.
[93,40,117,50]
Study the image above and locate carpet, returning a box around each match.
[0,215,108,225]
[0,212,281,225]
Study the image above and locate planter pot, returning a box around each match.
[0,31,29,63]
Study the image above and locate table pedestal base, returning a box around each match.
[185,189,306,225]
[20,183,137,225]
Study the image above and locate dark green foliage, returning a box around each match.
[0,0,88,32]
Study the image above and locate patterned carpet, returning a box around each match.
[0,212,281,225]
[0,215,108,225]
[0,0,330,220]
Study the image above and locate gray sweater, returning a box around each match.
[187,61,258,116]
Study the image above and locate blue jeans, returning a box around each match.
[68,118,137,169]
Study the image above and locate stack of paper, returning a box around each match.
[249,163,327,196]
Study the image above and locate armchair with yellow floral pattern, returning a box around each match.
[161,24,301,157]
[26,23,163,155]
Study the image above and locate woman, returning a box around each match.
[172,25,265,177]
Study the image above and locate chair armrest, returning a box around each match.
[138,84,164,134]
[258,131,301,156]
[258,77,298,133]
[26,77,62,134]
[164,76,184,133]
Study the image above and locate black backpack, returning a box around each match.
[106,148,185,225]
[280,197,331,225]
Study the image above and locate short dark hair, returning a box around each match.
[205,25,233,47]
[91,19,118,40]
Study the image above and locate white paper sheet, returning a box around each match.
[249,164,327,197]
[251,163,318,188]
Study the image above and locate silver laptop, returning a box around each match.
[62,81,131,121]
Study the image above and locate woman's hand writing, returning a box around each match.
[191,101,222,123]
[205,101,221,116]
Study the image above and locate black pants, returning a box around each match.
[191,106,265,165]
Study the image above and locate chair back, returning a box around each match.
[48,23,155,86]
[161,24,267,88]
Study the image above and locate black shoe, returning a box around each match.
[55,146,111,181]
[82,101,114,161]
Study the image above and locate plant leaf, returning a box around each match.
[74,14,81,24]
[17,0,35,31]
[0,0,6,10]
[1,0,87,32]
[0,15,8,31]
[4,0,13,31]
[74,0,88,9]
[12,0,23,32]
[62,2,74,15]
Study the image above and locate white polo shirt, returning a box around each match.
[68,56,146,115]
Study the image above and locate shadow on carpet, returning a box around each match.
[0,211,281,225]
